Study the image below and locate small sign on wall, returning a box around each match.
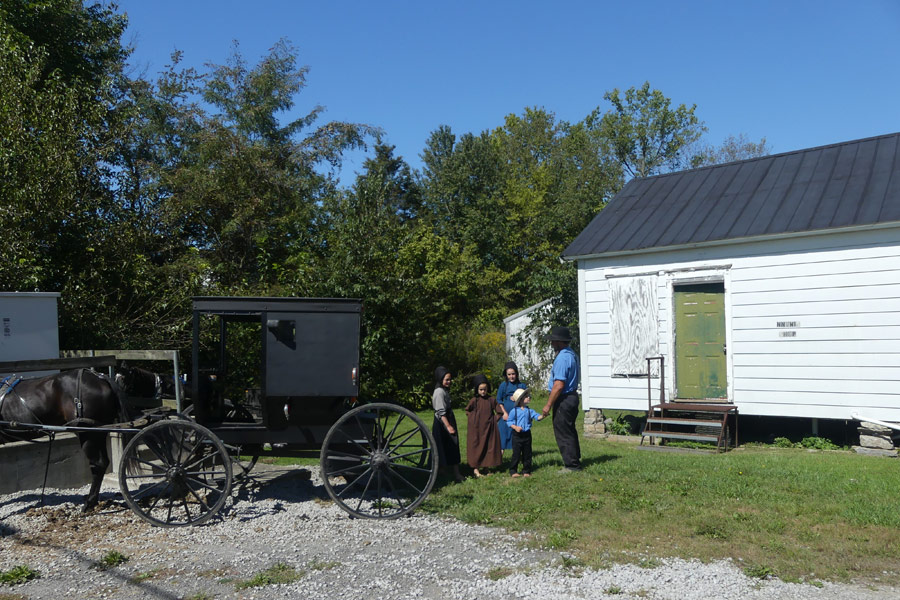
[776,320,799,338]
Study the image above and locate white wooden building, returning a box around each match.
[503,299,553,385]
[562,133,900,423]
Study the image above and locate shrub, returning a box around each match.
[606,414,631,436]
[799,436,840,451]
[97,550,129,570]
[772,436,841,451]
[0,566,39,585]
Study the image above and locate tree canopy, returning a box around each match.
[691,133,772,167]
[597,81,706,178]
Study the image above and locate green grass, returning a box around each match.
[234,563,302,589]
[486,566,514,580]
[420,406,900,585]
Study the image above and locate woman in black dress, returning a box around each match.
[431,366,463,482]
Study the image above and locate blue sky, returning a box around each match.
[117,0,900,180]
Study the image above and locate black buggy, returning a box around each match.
[117,297,438,527]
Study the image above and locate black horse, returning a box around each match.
[115,364,179,400]
[0,369,126,511]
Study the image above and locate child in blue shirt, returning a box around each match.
[507,388,544,477]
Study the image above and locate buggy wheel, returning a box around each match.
[320,402,438,519]
[118,419,233,527]
[182,402,260,478]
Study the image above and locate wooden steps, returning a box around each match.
[641,402,738,452]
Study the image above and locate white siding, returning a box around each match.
[577,226,900,421]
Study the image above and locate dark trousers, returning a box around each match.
[552,392,581,469]
[509,430,533,474]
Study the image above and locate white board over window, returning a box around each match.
[609,276,659,377]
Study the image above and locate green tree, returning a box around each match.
[100,52,208,348]
[598,81,706,179]
[0,0,138,348]
[163,40,377,295]
[320,144,481,403]
[489,108,621,338]
[418,108,621,331]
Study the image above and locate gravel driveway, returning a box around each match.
[0,464,896,600]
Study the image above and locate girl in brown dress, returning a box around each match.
[465,374,508,477]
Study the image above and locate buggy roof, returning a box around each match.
[192,297,362,316]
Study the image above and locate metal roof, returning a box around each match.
[563,132,900,259]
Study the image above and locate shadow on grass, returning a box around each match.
[579,454,618,469]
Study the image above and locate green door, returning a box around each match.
[674,283,726,400]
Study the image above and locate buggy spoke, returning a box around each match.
[324,461,368,478]
[142,436,173,467]
[124,472,170,481]
[125,456,169,474]
[326,448,371,460]
[184,467,228,478]
[385,465,424,497]
[388,446,430,462]
[336,466,373,498]
[387,462,434,475]
[352,413,376,448]
[349,470,376,511]
[382,471,409,510]
[183,476,225,494]
[374,411,386,449]
[143,487,168,513]
[385,427,423,455]
[342,433,373,457]
[184,485,213,511]
[383,412,406,447]
[180,497,193,522]
[128,478,168,501]
[178,436,208,470]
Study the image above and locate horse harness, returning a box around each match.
[0,369,92,428]
[0,374,35,422]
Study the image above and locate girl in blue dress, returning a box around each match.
[495,361,527,453]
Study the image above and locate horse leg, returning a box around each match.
[78,432,110,511]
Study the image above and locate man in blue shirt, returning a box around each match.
[541,326,582,471]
